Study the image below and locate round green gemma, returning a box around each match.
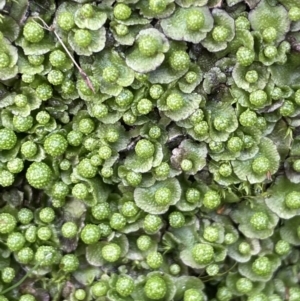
[26,162,53,189]
[102,65,119,83]
[97,224,111,237]
[219,163,232,177]
[92,202,111,220]
[289,7,300,21]
[121,201,139,217]
[275,240,291,255]
[126,171,142,186]
[149,126,161,139]
[245,70,259,83]
[216,287,232,301]
[21,141,38,158]
[239,110,257,127]
[271,87,283,100]
[116,89,134,107]
[93,104,108,119]
[186,9,205,31]
[181,159,193,171]
[144,276,167,300]
[166,93,184,111]
[206,264,219,276]
[57,11,75,31]
[212,26,229,42]
[192,243,214,265]
[44,134,68,157]
[77,158,98,178]
[149,0,167,13]
[249,90,268,107]
[74,29,92,47]
[110,213,126,230]
[48,70,64,86]
[79,118,95,135]
[49,50,67,67]
[74,289,86,301]
[285,191,300,210]
[36,83,53,101]
[149,84,164,99]
[227,137,243,153]
[169,51,190,71]
[262,27,277,43]
[113,3,132,20]
[184,288,204,301]
[264,45,277,59]
[98,145,112,160]
[116,276,135,297]
[143,214,163,233]
[238,242,251,255]
[250,212,269,231]
[209,141,224,153]
[146,252,163,269]
[1,267,15,283]
[17,208,33,225]
[105,128,119,143]
[185,71,198,84]
[251,156,270,175]
[36,111,50,125]
[80,224,101,244]
[137,235,152,251]
[203,190,221,210]
[19,295,36,301]
[194,121,209,136]
[23,22,44,43]
[17,247,34,264]
[67,131,83,146]
[236,47,255,67]
[155,162,170,177]
[293,159,300,172]
[138,36,159,57]
[0,52,10,68]
[236,277,253,294]
[280,100,295,117]
[0,170,14,187]
[102,243,121,262]
[213,116,229,131]
[169,211,185,228]
[14,94,28,107]
[135,139,155,158]
[79,4,94,18]
[0,128,17,150]
[154,187,172,205]
[0,213,16,234]
[115,24,129,36]
[91,281,108,297]
[251,256,271,276]
[186,188,201,204]
[37,226,52,241]
[203,226,219,242]
[13,115,33,132]
[39,207,55,224]
[169,263,181,275]
[28,54,44,66]
[61,221,78,238]
[72,183,89,199]
[7,232,26,252]
[60,254,79,272]
[137,98,153,115]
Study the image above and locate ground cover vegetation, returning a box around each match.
[0,0,300,300]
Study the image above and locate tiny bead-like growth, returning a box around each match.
[250,212,269,231]
[138,36,158,57]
